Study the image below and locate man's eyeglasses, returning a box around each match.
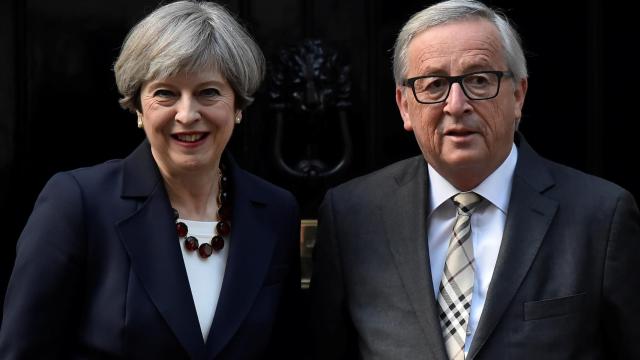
[403,70,513,104]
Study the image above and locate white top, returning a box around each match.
[427,144,518,355]
[178,219,229,340]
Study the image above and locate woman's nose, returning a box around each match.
[175,95,201,124]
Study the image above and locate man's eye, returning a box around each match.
[423,78,447,93]
[429,79,446,89]
[467,75,489,85]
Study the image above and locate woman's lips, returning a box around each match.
[171,132,209,146]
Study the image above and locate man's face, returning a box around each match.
[396,18,527,190]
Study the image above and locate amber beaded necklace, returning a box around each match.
[173,166,232,258]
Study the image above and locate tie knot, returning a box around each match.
[452,192,483,215]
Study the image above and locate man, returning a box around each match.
[310,1,640,359]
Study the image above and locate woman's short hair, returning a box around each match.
[392,0,527,85]
[114,0,265,112]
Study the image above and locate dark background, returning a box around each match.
[0,0,636,325]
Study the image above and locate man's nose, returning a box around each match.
[443,83,472,116]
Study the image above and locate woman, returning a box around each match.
[0,1,300,358]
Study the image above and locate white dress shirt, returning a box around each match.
[178,219,229,340]
[427,144,518,355]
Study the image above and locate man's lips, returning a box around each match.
[444,128,476,137]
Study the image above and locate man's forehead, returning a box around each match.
[407,19,504,72]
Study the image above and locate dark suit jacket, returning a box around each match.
[310,134,640,359]
[0,141,301,359]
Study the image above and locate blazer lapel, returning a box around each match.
[205,160,278,358]
[468,135,558,359]
[116,141,206,359]
[383,156,448,360]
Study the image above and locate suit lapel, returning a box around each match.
[205,160,277,358]
[383,156,448,360]
[116,141,206,359]
[467,135,558,359]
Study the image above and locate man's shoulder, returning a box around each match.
[517,134,631,200]
[541,158,630,200]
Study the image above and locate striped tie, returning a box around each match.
[437,192,483,360]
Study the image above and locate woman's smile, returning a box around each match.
[171,132,210,146]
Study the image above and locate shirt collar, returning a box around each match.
[427,143,518,214]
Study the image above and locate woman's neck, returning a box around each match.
[161,166,221,222]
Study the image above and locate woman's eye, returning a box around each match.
[200,88,220,97]
[153,89,175,98]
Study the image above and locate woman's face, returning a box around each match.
[139,69,238,177]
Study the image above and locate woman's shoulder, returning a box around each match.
[59,158,125,188]
[37,158,129,208]
[50,141,155,194]
[234,166,296,204]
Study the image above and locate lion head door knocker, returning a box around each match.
[268,39,353,288]
[268,39,352,181]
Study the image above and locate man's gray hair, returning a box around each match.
[392,0,527,85]
[114,0,265,112]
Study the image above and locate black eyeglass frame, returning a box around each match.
[403,70,514,104]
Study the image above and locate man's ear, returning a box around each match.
[513,77,528,121]
[396,86,413,132]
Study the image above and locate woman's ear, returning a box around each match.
[136,111,144,129]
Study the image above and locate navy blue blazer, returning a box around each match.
[0,141,301,359]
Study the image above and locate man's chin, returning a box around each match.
[442,150,485,169]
